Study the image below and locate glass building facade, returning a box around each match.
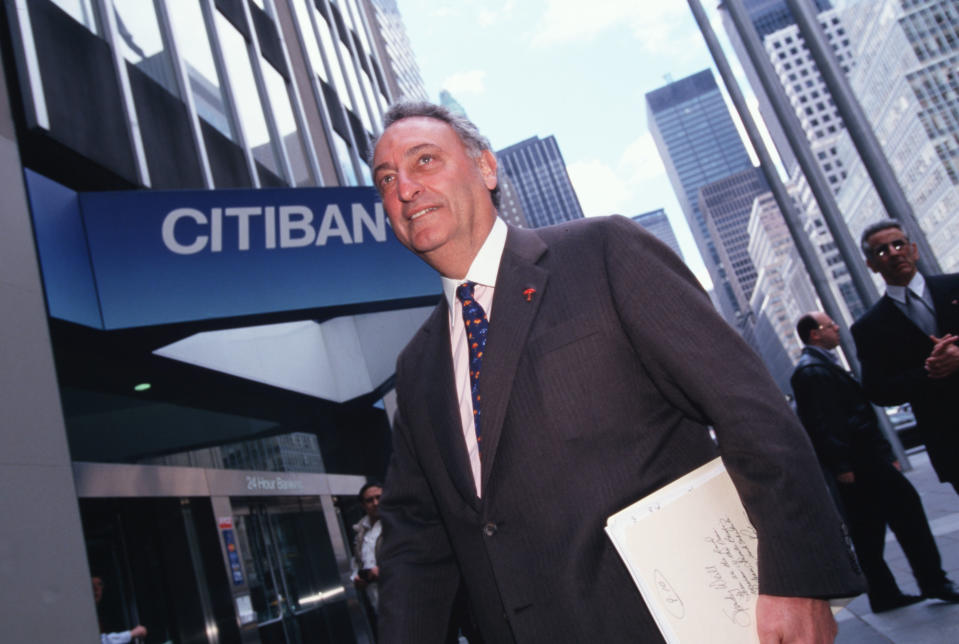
[0,1,430,642]
[645,69,754,325]
[496,134,585,228]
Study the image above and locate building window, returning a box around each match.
[215,10,282,178]
[167,0,235,139]
[112,0,178,96]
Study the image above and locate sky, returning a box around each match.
[395,0,765,289]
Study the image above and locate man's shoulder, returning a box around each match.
[792,351,831,380]
[851,297,893,336]
[927,272,959,291]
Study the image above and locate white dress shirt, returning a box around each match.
[440,217,508,496]
[884,271,929,307]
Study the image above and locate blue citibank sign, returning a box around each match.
[25,170,438,329]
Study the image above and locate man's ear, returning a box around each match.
[478,150,498,190]
[866,256,879,274]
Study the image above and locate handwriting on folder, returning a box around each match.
[606,458,761,643]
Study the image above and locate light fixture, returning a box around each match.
[133,383,151,392]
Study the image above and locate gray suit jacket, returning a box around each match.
[379,216,863,643]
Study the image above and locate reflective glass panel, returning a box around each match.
[50,0,98,33]
[112,0,178,95]
[292,0,327,82]
[339,41,371,131]
[165,0,234,139]
[214,11,282,177]
[333,131,357,186]
[316,13,353,111]
[261,60,312,186]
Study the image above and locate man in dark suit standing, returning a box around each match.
[792,312,958,612]
[851,220,959,493]
[372,101,863,643]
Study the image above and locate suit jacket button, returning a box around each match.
[483,522,497,537]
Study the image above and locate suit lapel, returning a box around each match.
[928,275,959,335]
[878,294,934,347]
[418,303,481,510]
[479,227,549,493]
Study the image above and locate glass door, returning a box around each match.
[232,498,360,644]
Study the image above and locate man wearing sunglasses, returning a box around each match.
[851,220,959,497]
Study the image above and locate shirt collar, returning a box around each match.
[806,344,841,366]
[885,271,926,305]
[441,216,508,311]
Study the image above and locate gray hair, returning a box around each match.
[371,101,501,208]
[860,219,905,257]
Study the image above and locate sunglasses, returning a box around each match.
[869,238,908,258]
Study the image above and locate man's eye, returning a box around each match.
[379,175,394,188]
[418,154,433,165]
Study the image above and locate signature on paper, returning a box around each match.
[654,569,686,619]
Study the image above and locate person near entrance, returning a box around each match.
[91,575,147,644]
[792,312,959,612]
[851,220,959,494]
[371,101,864,643]
[352,481,383,626]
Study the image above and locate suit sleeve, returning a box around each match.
[377,403,461,643]
[602,216,863,598]
[790,365,855,476]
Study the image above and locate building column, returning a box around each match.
[0,45,100,643]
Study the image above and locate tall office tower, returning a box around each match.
[435,89,530,228]
[747,192,820,365]
[722,3,865,327]
[789,169,866,321]
[646,69,754,324]
[632,209,684,261]
[497,172,532,228]
[439,88,468,117]
[698,167,769,317]
[762,8,855,194]
[0,1,431,642]
[836,0,959,272]
[366,0,428,101]
[496,135,585,228]
[720,0,833,174]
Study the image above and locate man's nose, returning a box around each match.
[397,172,422,202]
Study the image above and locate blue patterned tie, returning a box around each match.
[456,281,488,451]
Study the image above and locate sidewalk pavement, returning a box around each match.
[836,448,959,643]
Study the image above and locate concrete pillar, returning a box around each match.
[0,42,100,643]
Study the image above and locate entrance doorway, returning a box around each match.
[75,462,373,644]
[231,499,359,643]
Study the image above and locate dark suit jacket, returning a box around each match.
[851,273,959,483]
[790,347,895,477]
[379,216,863,643]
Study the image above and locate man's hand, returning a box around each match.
[925,334,959,379]
[836,472,855,484]
[130,625,147,638]
[756,595,836,644]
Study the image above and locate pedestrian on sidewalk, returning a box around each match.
[793,312,959,612]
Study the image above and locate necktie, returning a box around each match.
[905,289,937,336]
[456,281,488,450]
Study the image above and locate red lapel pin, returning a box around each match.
[523,288,536,302]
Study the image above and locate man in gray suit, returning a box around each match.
[372,101,863,643]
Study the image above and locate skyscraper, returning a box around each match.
[698,167,769,315]
[496,135,585,228]
[632,209,684,261]
[837,0,959,271]
[720,0,833,174]
[366,0,428,101]
[646,69,754,324]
